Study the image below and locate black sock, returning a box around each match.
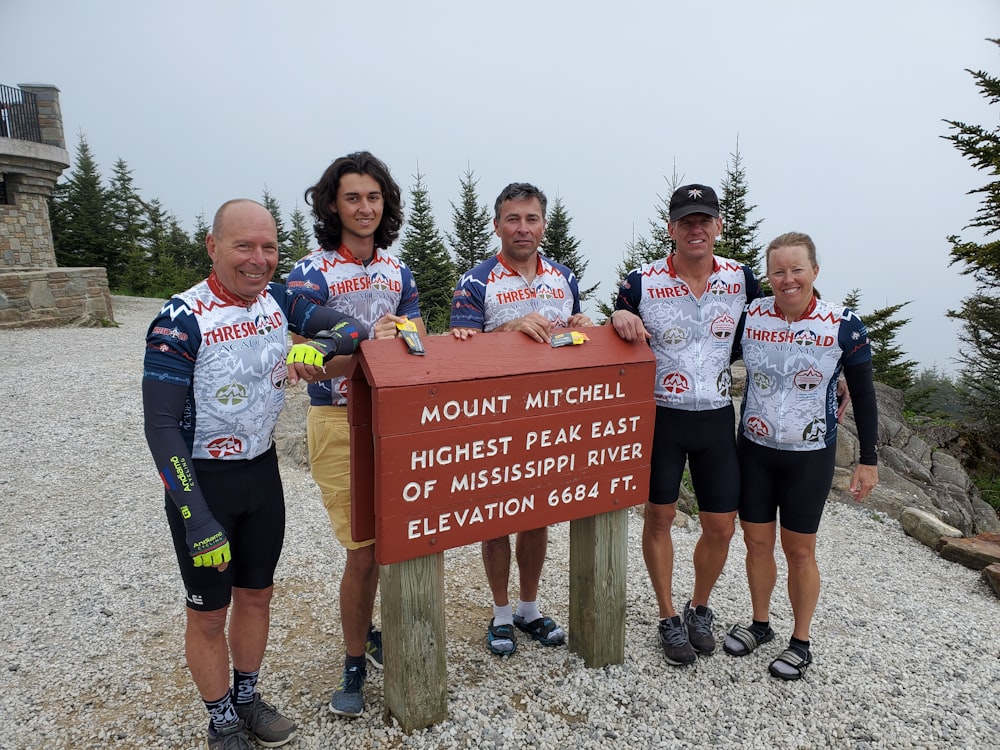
[233,668,259,706]
[750,619,771,636]
[345,653,366,675]
[204,689,239,730]
[789,636,811,658]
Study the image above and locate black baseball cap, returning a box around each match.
[668,184,720,222]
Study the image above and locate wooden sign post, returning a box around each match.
[348,326,655,731]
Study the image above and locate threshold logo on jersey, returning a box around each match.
[216,382,249,406]
[745,415,771,439]
[793,366,824,391]
[710,313,737,340]
[493,286,566,306]
[331,274,402,296]
[203,311,284,346]
[647,284,689,300]
[707,278,742,296]
[206,435,245,458]
[744,326,835,347]
[661,371,691,396]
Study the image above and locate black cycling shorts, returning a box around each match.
[166,445,286,611]
[648,404,739,513]
[737,436,836,534]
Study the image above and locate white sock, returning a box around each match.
[492,603,513,626]
[516,599,541,623]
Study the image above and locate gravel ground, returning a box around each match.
[1,295,999,750]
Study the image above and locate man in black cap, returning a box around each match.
[610,184,761,666]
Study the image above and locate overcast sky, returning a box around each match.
[3,1,997,374]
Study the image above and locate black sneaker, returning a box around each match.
[683,600,717,655]
[329,664,365,718]
[234,692,296,747]
[206,720,253,750]
[658,615,696,665]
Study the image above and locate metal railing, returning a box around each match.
[0,84,42,143]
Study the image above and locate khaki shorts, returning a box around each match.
[306,405,374,550]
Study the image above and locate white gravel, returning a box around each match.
[1,295,999,750]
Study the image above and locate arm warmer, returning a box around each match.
[844,359,879,465]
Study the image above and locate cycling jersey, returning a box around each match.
[144,274,297,462]
[615,255,759,411]
[738,295,872,453]
[450,253,581,331]
[286,244,421,406]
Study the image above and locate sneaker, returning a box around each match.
[207,720,253,750]
[365,625,383,671]
[683,600,717,655]
[234,692,296,747]
[658,614,696,666]
[329,664,365,718]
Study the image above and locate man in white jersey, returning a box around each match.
[611,184,761,666]
[451,182,592,656]
[286,151,426,718]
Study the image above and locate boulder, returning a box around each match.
[983,563,1000,598]
[937,533,1000,570]
[898,506,963,551]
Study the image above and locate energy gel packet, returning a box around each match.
[396,317,426,355]
[550,330,589,348]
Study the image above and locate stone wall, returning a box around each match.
[0,267,114,328]
[1,191,57,266]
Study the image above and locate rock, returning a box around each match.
[899,507,962,551]
[982,563,1000,597]
[937,533,1000,570]
[275,383,310,468]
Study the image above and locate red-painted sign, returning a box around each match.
[349,326,656,565]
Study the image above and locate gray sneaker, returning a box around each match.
[365,625,383,671]
[658,615,696,665]
[234,692,296,747]
[329,664,365,718]
[683,600,717,655]
[206,720,253,750]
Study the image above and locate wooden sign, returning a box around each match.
[349,326,656,565]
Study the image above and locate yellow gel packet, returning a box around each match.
[550,331,589,348]
[395,317,426,355]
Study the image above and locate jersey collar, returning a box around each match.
[208,271,259,307]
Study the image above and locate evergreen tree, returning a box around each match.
[842,289,917,391]
[52,134,114,270]
[145,199,192,296]
[288,204,313,261]
[106,158,148,290]
[189,211,212,279]
[447,167,494,272]
[262,188,293,280]
[597,232,663,320]
[943,37,1000,442]
[400,172,456,333]
[542,196,598,302]
[716,141,764,276]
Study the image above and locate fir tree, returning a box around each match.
[262,188,293,280]
[52,133,113,271]
[400,172,456,333]
[447,167,495,272]
[288,204,313,261]
[542,196,598,302]
[943,37,1000,443]
[106,158,149,290]
[597,232,663,320]
[842,289,917,392]
[716,141,764,276]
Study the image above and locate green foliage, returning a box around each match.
[542,196,599,303]
[262,188,293,281]
[106,158,149,289]
[597,233,663,321]
[52,134,114,271]
[288,205,312,262]
[943,38,1000,445]
[447,167,494,271]
[905,367,964,421]
[841,289,918,392]
[972,471,1000,512]
[716,141,764,276]
[400,172,456,333]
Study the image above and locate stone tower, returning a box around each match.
[0,83,113,327]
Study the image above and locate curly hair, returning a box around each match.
[305,151,403,252]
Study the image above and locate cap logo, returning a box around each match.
[687,188,703,200]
